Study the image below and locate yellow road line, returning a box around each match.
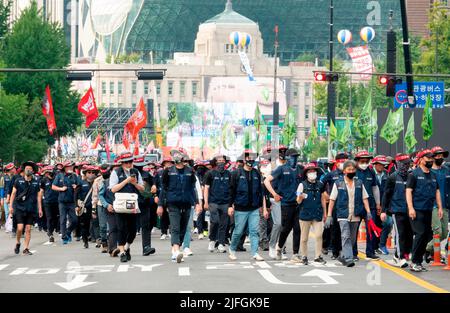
[358,252,449,293]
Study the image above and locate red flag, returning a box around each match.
[125,98,147,141]
[91,134,102,149]
[105,133,111,162]
[133,136,140,156]
[122,127,130,150]
[78,86,99,128]
[41,85,57,135]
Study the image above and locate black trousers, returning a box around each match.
[410,210,433,265]
[107,211,118,252]
[392,212,414,259]
[330,212,342,256]
[139,200,155,249]
[79,207,92,242]
[44,202,59,237]
[160,206,170,235]
[115,213,137,246]
[278,204,301,254]
[168,203,192,246]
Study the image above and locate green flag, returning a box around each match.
[355,92,372,138]
[380,108,403,144]
[421,94,433,141]
[339,117,352,147]
[329,119,338,143]
[281,107,297,147]
[168,105,178,130]
[310,123,318,143]
[404,112,417,153]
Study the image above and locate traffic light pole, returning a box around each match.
[271,25,280,166]
[327,0,336,158]
[399,0,415,107]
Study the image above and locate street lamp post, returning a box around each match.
[271,25,280,166]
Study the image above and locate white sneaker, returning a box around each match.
[253,254,265,262]
[217,244,227,253]
[281,253,288,260]
[229,250,237,261]
[183,247,193,257]
[208,241,216,252]
[244,237,250,244]
[198,234,204,240]
[160,234,167,240]
[269,247,277,260]
[177,251,184,263]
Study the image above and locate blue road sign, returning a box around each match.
[394,81,445,109]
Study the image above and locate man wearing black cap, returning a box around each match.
[264,148,301,262]
[52,161,81,245]
[9,161,42,255]
[406,149,444,272]
[39,166,59,243]
[425,146,449,263]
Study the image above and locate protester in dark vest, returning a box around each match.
[110,152,145,263]
[38,166,59,243]
[425,146,450,263]
[3,163,16,233]
[264,148,301,262]
[355,150,381,260]
[371,155,392,255]
[321,152,348,259]
[204,154,231,253]
[9,161,42,255]
[406,149,444,272]
[326,160,372,267]
[228,150,264,262]
[297,163,327,265]
[153,157,174,240]
[158,152,200,263]
[382,153,413,268]
[52,161,80,245]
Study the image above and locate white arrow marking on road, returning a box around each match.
[254,261,271,269]
[0,265,9,271]
[257,269,343,286]
[301,269,343,285]
[43,241,54,246]
[55,275,97,291]
[179,267,190,276]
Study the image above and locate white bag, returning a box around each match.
[113,193,140,214]
[5,216,12,233]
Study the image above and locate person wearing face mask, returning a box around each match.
[9,162,42,255]
[204,155,232,253]
[3,163,16,233]
[158,152,200,263]
[228,151,264,261]
[52,161,81,245]
[109,152,145,263]
[92,164,110,253]
[297,163,327,265]
[193,161,208,240]
[38,166,59,243]
[406,149,444,272]
[371,155,392,255]
[326,160,372,267]
[153,157,174,240]
[321,152,348,259]
[355,150,381,261]
[425,146,449,263]
[381,154,413,268]
[264,148,301,262]
[76,166,99,248]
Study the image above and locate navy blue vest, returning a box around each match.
[412,168,437,211]
[114,167,140,195]
[165,166,196,205]
[14,177,40,213]
[274,164,300,205]
[299,180,323,221]
[55,173,79,204]
[235,168,262,209]
[356,168,377,209]
[41,177,58,204]
[322,169,343,195]
[208,170,231,205]
[78,179,93,209]
[432,167,450,209]
[103,179,115,205]
[390,172,407,214]
[335,178,365,219]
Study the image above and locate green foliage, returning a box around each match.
[106,53,141,64]
[0,0,11,39]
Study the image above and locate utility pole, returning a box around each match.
[271,25,280,166]
[327,0,336,127]
[399,0,415,107]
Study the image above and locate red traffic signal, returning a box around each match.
[379,76,389,85]
[314,72,339,82]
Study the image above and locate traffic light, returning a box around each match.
[314,72,339,82]
[378,76,403,97]
[379,76,389,85]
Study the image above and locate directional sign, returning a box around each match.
[394,81,445,109]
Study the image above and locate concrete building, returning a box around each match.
[407,0,448,37]
[73,1,323,144]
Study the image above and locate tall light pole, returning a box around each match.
[327,0,336,127]
[271,25,280,166]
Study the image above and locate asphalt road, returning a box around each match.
[0,228,448,293]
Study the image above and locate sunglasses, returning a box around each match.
[122,161,133,164]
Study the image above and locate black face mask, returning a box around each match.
[398,162,410,176]
[435,159,444,167]
[346,172,356,179]
[102,173,111,179]
[425,161,434,169]
[246,160,255,168]
[217,163,226,172]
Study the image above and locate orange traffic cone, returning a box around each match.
[358,222,366,243]
[443,233,450,270]
[431,234,445,267]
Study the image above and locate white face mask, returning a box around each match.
[359,163,369,171]
[307,172,317,181]
[338,163,344,171]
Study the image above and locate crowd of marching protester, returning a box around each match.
[0,145,448,272]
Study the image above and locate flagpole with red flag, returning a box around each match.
[78,86,99,128]
[41,85,57,135]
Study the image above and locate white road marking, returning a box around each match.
[179,267,190,276]
[116,264,163,272]
[25,268,60,275]
[257,269,343,286]
[55,275,97,291]
[179,291,193,293]
[254,261,271,269]
[10,267,28,275]
[0,264,9,271]
[43,241,53,246]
